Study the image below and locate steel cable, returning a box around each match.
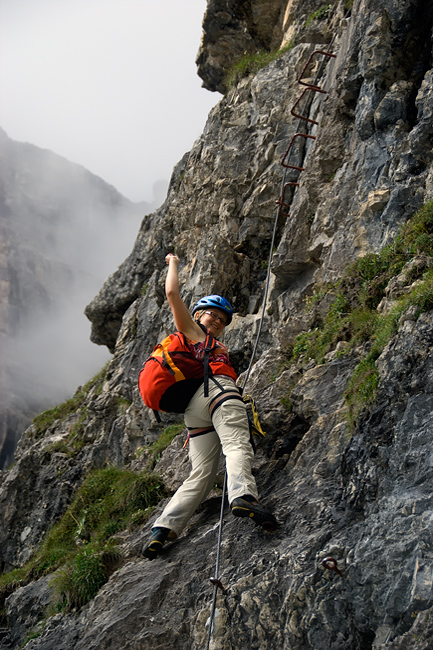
[204,10,344,644]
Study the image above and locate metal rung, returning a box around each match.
[281,133,316,169]
[291,88,320,125]
[276,182,300,217]
[276,48,336,221]
[297,49,337,92]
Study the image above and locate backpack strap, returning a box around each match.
[203,330,215,397]
[198,322,217,397]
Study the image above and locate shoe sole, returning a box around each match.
[231,505,278,532]
[142,539,164,560]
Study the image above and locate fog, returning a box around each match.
[11,170,156,391]
[1,133,161,469]
[0,0,218,203]
[9,206,143,397]
[0,0,220,466]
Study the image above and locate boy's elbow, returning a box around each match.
[165,287,179,300]
[166,288,183,308]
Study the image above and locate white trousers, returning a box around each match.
[153,376,258,536]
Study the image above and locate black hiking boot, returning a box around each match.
[142,527,171,560]
[231,495,278,532]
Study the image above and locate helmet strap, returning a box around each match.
[194,310,206,323]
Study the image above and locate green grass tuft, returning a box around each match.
[345,354,380,428]
[306,4,333,26]
[225,41,294,90]
[147,423,185,467]
[32,364,109,438]
[51,547,113,610]
[1,466,167,611]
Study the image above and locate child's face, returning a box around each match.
[198,308,227,336]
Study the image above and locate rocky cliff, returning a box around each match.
[0,129,150,469]
[1,0,433,648]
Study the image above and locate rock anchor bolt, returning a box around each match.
[209,577,225,592]
[322,556,343,577]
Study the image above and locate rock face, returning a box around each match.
[0,129,149,469]
[196,0,288,93]
[2,0,433,649]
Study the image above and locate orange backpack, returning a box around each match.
[138,325,237,416]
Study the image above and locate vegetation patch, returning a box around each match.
[0,466,167,611]
[225,41,294,90]
[290,200,433,426]
[51,545,116,610]
[1,417,185,612]
[32,364,109,439]
[23,629,43,644]
[145,423,186,468]
[306,4,333,26]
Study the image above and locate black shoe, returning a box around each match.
[142,527,170,560]
[231,495,278,532]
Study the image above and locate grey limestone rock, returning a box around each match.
[3,0,433,648]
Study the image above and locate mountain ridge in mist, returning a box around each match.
[0,126,165,469]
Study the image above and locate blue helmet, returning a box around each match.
[192,295,233,325]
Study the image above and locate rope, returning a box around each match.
[205,470,227,650]
[241,190,280,392]
[203,89,312,648]
[204,9,344,642]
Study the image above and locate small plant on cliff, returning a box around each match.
[135,422,185,468]
[147,422,185,467]
[306,4,333,26]
[51,545,116,610]
[225,41,294,90]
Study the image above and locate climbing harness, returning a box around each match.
[209,378,245,418]
[204,41,338,648]
[181,377,265,451]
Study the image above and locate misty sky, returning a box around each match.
[0,0,219,203]
[0,0,224,427]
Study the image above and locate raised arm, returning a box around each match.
[165,254,204,340]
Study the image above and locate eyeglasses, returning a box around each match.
[203,310,227,326]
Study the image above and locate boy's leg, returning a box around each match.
[152,427,221,536]
[209,383,259,504]
[207,378,278,530]
[185,375,258,503]
[143,378,277,559]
